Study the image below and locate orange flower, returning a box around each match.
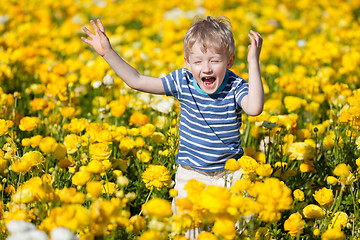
[129,112,149,126]
[30,98,48,111]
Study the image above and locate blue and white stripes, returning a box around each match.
[161,68,248,171]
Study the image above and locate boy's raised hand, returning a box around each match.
[81,19,112,57]
[247,30,263,63]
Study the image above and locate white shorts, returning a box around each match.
[171,164,243,238]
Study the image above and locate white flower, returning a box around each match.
[356,136,360,150]
[6,220,49,240]
[51,227,78,240]
[103,74,114,87]
[297,39,307,47]
[92,80,102,89]
[6,220,36,235]
[7,230,48,240]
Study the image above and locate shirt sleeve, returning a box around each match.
[161,69,184,99]
[234,77,249,109]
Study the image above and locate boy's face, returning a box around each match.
[185,41,234,94]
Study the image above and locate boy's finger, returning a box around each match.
[248,33,255,46]
[82,27,95,39]
[90,20,100,34]
[81,36,92,45]
[97,19,105,32]
[250,31,261,47]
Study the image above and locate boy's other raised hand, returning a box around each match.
[247,30,263,63]
[81,19,112,57]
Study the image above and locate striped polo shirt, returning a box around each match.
[161,68,249,171]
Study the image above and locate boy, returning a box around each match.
[82,16,264,237]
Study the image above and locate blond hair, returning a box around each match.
[183,16,235,60]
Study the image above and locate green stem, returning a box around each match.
[138,187,153,216]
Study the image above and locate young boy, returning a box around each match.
[82,16,263,237]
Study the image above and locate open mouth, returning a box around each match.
[202,76,216,87]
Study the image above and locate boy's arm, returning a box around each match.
[240,30,264,116]
[81,19,165,95]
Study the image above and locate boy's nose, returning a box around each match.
[202,62,212,73]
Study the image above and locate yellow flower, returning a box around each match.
[252,178,293,222]
[119,136,135,155]
[65,118,88,133]
[327,176,339,185]
[19,116,41,131]
[284,96,307,112]
[72,171,91,186]
[40,205,89,233]
[184,179,206,203]
[12,188,36,204]
[54,143,67,160]
[313,188,334,208]
[284,212,305,237]
[89,142,112,160]
[238,155,259,175]
[140,123,156,137]
[151,132,166,144]
[225,158,240,172]
[138,229,162,240]
[264,99,283,114]
[230,195,261,217]
[102,181,117,195]
[11,151,44,173]
[95,129,113,143]
[212,216,236,240]
[230,178,252,195]
[85,160,106,174]
[129,215,146,233]
[356,157,360,167]
[60,106,76,118]
[134,137,146,148]
[256,163,273,177]
[333,163,352,178]
[28,135,43,148]
[197,232,218,240]
[39,136,58,154]
[323,131,343,150]
[321,228,346,240]
[200,185,231,214]
[141,198,172,218]
[300,161,315,173]
[303,204,325,219]
[64,134,81,154]
[0,119,11,136]
[288,142,315,161]
[136,149,152,163]
[293,189,305,201]
[329,212,348,230]
[265,64,279,75]
[56,187,86,204]
[141,164,171,190]
[169,189,178,198]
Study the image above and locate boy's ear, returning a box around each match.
[184,57,191,70]
[227,54,235,69]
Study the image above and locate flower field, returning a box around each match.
[1,0,360,239]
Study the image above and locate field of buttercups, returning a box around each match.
[1,0,360,239]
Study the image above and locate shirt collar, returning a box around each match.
[193,70,229,96]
